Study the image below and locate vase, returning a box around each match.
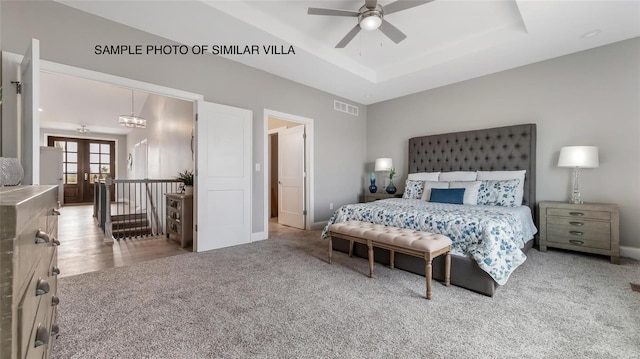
[386,179,397,194]
[369,172,377,193]
[184,185,194,196]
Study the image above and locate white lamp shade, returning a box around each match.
[557,146,599,168]
[374,158,393,171]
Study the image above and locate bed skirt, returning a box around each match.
[332,237,535,297]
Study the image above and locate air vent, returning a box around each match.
[334,100,359,116]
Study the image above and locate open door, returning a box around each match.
[278,125,305,229]
[20,39,41,184]
[195,101,252,252]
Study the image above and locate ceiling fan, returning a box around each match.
[308,0,433,48]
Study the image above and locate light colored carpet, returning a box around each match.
[53,225,640,358]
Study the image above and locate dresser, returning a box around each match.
[539,201,620,264]
[165,193,193,248]
[1,185,61,359]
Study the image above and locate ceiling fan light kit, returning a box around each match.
[308,0,431,48]
[359,5,383,31]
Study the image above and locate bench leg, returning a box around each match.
[390,250,395,269]
[328,237,333,264]
[349,240,354,257]
[445,251,451,287]
[368,240,374,278]
[425,256,433,300]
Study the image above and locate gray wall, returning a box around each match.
[1,0,368,233]
[125,93,194,180]
[367,38,640,251]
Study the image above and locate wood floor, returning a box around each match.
[57,204,190,278]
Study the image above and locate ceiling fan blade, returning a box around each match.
[382,0,433,15]
[308,8,359,17]
[379,20,407,44]
[336,24,362,48]
[365,0,378,9]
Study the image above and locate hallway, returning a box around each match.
[57,205,190,278]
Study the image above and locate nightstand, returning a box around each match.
[363,192,403,203]
[539,201,620,264]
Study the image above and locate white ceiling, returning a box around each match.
[44,0,640,134]
[40,72,149,135]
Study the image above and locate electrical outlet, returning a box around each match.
[329,203,334,210]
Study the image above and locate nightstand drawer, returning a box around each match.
[546,225,611,250]
[546,208,611,221]
[547,217,611,231]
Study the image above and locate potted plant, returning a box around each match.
[386,168,397,194]
[176,169,194,195]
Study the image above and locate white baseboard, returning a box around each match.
[621,246,640,260]
[252,231,268,241]
[311,221,328,230]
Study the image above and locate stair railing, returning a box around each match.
[95,177,183,241]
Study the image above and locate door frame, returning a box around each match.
[262,109,314,239]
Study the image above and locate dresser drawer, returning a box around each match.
[546,208,611,221]
[18,252,53,359]
[546,225,611,250]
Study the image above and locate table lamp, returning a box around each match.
[557,146,599,204]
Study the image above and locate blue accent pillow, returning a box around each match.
[429,188,465,204]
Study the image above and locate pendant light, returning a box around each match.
[119,89,146,128]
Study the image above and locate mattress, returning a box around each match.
[322,198,537,285]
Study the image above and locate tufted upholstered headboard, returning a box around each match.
[408,124,537,213]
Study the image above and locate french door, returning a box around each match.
[47,136,115,204]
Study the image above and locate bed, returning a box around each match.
[324,123,537,296]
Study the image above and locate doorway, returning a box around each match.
[264,109,314,235]
[47,136,115,204]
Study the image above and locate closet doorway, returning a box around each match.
[266,110,314,232]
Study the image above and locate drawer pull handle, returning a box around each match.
[569,239,584,245]
[569,221,584,226]
[52,296,60,306]
[569,212,584,216]
[51,209,61,216]
[51,267,61,276]
[36,278,50,296]
[34,324,49,347]
[35,230,50,244]
[51,324,60,336]
[569,231,583,236]
[52,238,61,246]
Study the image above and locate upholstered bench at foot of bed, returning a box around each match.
[328,221,452,299]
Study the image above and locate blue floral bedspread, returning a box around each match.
[321,199,538,285]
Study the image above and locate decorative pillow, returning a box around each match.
[430,188,465,204]
[477,170,526,206]
[407,172,440,181]
[477,179,520,207]
[439,171,477,181]
[448,181,481,205]
[402,180,425,199]
[421,181,449,201]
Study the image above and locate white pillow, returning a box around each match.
[439,171,477,182]
[421,181,449,201]
[408,172,440,181]
[448,181,481,205]
[476,170,526,206]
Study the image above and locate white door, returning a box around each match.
[133,140,148,179]
[20,39,41,184]
[278,125,305,229]
[195,101,252,252]
[39,146,64,205]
